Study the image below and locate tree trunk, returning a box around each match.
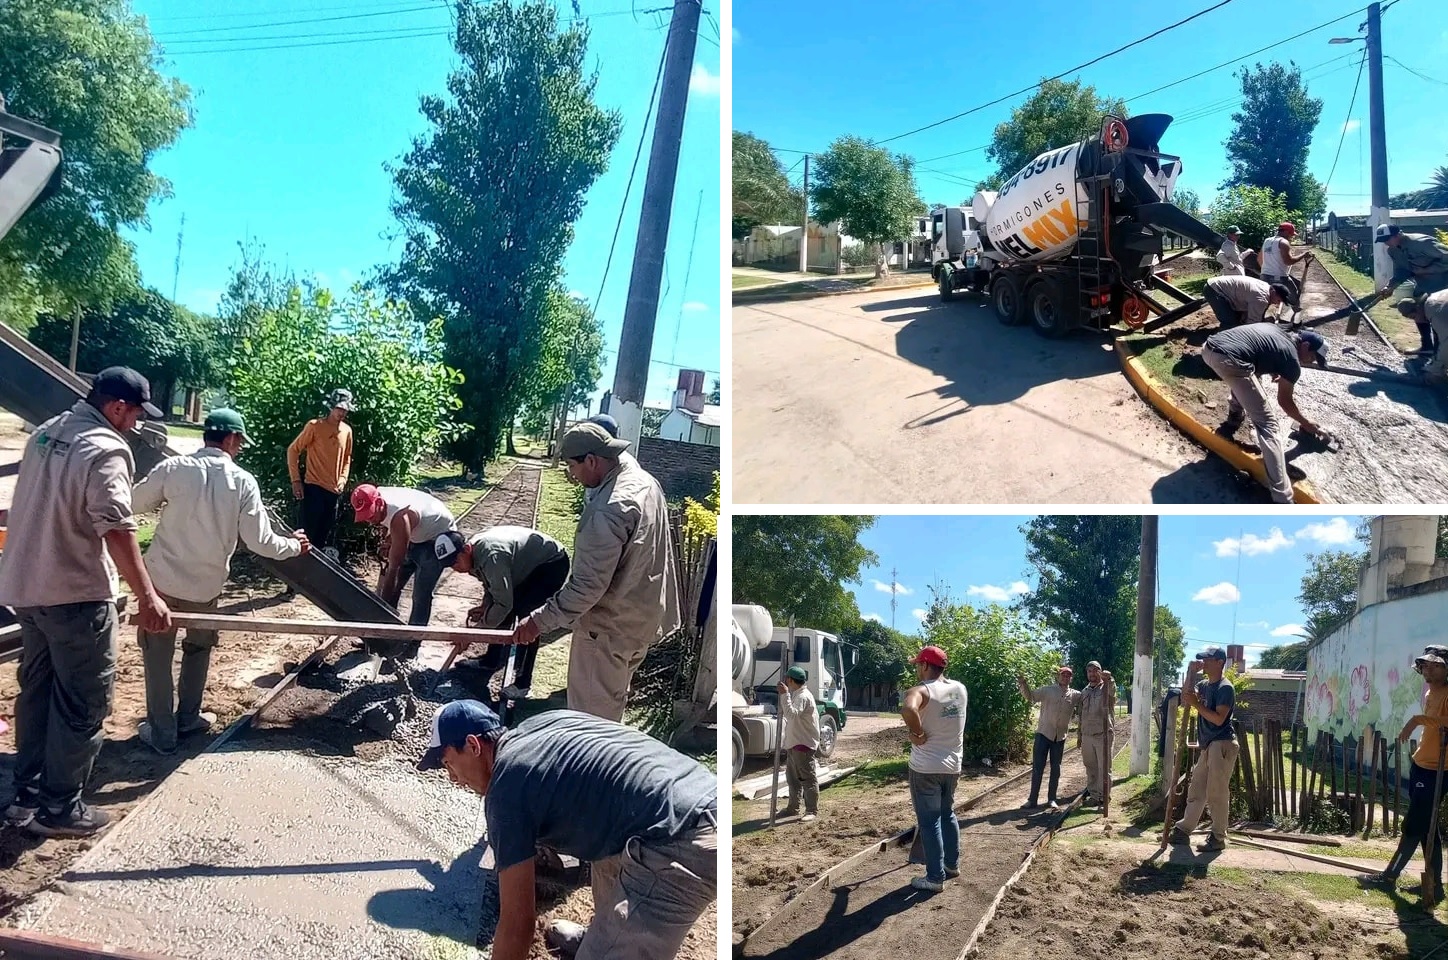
[874,243,888,278]
[505,422,518,457]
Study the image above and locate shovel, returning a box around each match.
[1424,730,1448,908]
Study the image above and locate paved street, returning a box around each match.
[733,288,1262,504]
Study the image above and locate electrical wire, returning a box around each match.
[165,29,451,54]
[155,3,645,36]
[1388,57,1448,86]
[1324,50,1367,190]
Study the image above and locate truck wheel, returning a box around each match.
[732,726,745,781]
[817,714,839,760]
[992,273,1023,325]
[938,270,955,302]
[1026,277,1072,339]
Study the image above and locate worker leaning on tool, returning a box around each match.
[1366,649,1448,892]
[416,700,716,960]
[1018,665,1080,810]
[0,367,172,838]
[1377,225,1448,356]
[131,409,309,755]
[776,664,820,822]
[1200,322,1329,505]
[434,525,570,700]
[351,484,456,631]
[1398,291,1448,385]
[509,423,680,722]
[1168,647,1238,852]
[1076,661,1115,808]
[1201,275,1296,329]
[286,387,355,556]
[1259,222,1312,286]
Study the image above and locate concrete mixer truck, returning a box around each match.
[931,113,1224,338]
[730,604,855,780]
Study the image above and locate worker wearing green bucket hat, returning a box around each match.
[777,664,820,822]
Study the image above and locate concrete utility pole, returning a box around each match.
[890,565,898,630]
[608,0,701,443]
[799,154,810,274]
[1365,2,1392,290]
[1130,514,1158,777]
[68,303,80,373]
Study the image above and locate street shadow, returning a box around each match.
[1374,884,1448,957]
[1118,859,1212,893]
[859,293,940,315]
[959,806,1046,833]
[1346,378,1448,425]
[743,879,924,960]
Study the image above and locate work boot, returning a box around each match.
[801,813,817,823]
[945,866,961,879]
[28,801,112,838]
[1167,828,1191,845]
[911,876,944,893]
[1362,872,1398,889]
[546,919,586,957]
[4,785,40,828]
[1200,835,1227,852]
[1215,413,1244,437]
[137,721,177,756]
[779,806,800,819]
[178,711,217,736]
[499,684,530,701]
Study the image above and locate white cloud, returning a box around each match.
[1214,527,1293,557]
[732,26,740,43]
[683,301,710,313]
[966,581,1029,604]
[1342,119,1360,135]
[862,613,883,623]
[872,579,913,596]
[912,608,927,620]
[1193,582,1241,605]
[689,65,721,96]
[568,289,586,300]
[1298,517,1354,546]
[1237,621,1270,630]
[1271,623,1307,638]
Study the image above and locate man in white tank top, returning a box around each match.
[1259,222,1311,286]
[900,645,968,892]
[351,484,457,636]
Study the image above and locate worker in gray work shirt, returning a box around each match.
[510,423,680,722]
[1215,226,1246,276]
[1377,225,1448,354]
[1201,322,1328,504]
[433,526,570,700]
[416,700,716,960]
[1201,275,1295,329]
[0,367,172,838]
[1076,661,1115,807]
[1169,647,1239,851]
[1400,290,1448,384]
[132,408,308,755]
[1019,665,1080,809]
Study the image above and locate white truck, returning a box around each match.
[931,112,1224,338]
[729,603,855,780]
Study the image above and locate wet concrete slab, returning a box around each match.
[12,743,489,960]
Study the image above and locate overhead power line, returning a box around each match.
[1324,51,1367,191]
[154,3,648,37]
[1388,57,1448,86]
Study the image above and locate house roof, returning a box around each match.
[675,403,720,427]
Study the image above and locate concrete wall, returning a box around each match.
[636,436,718,504]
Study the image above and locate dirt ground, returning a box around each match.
[1124,257,1448,503]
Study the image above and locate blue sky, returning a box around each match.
[125,0,721,408]
[846,514,1373,669]
[733,0,1444,217]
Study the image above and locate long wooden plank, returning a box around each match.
[0,928,181,960]
[1230,835,1377,874]
[129,612,512,646]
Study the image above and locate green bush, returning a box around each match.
[227,285,464,507]
[841,243,876,269]
[1207,185,1301,256]
[681,472,719,551]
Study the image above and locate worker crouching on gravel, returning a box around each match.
[1377,225,1448,355]
[1200,322,1329,504]
[1168,647,1238,852]
[1201,275,1295,329]
[1018,665,1079,810]
[902,645,967,892]
[416,700,717,960]
[351,484,456,632]
[1076,661,1115,807]
[1366,650,1448,893]
[777,665,820,822]
[1399,291,1448,385]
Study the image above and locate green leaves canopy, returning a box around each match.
[731,515,877,632]
[809,137,923,248]
[1207,184,1296,251]
[1223,62,1324,216]
[732,131,804,240]
[980,78,1127,192]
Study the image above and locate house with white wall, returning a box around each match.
[658,369,719,447]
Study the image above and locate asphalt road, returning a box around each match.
[733,288,1262,504]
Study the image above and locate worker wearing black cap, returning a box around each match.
[0,367,173,838]
[1201,322,1329,504]
[1377,225,1448,354]
[1169,647,1238,851]
[416,700,716,960]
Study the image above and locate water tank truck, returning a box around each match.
[931,113,1224,337]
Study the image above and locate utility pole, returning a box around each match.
[172,213,185,303]
[608,0,701,443]
[1130,514,1158,777]
[890,566,898,631]
[68,303,80,373]
[799,154,810,275]
[1365,2,1391,290]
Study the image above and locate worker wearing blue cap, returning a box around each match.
[417,700,716,959]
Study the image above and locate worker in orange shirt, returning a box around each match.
[286,388,355,557]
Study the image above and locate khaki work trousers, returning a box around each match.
[567,628,650,723]
[579,815,718,960]
[1178,738,1241,841]
[1202,346,1293,504]
[1081,732,1108,800]
[785,747,819,815]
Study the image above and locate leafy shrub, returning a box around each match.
[1207,185,1298,254]
[841,243,876,269]
[681,472,719,551]
[227,285,464,507]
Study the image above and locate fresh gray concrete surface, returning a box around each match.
[732,289,1254,504]
[14,744,489,960]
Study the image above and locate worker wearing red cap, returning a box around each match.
[1018,665,1081,810]
[1259,222,1312,288]
[900,645,967,893]
[350,484,456,631]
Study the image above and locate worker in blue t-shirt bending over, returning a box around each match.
[416,700,717,960]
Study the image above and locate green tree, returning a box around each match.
[1223,62,1324,215]
[641,406,667,437]
[732,515,877,632]
[919,587,1056,763]
[515,288,603,448]
[1207,185,1296,252]
[841,618,914,689]
[810,137,924,277]
[29,288,217,407]
[1019,515,1141,687]
[708,379,720,406]
[1153,604,1187,698]
[732,131,804,240]
[1172,186,1203,217]
[1258,640,1309,670]
[227,286,463,504]
[1297,549,1366,644]
[215,240,298,381]
[385,0,621,471]
[0,0,192,321]
[980,78,1127,191]
[1297,174,1328,224]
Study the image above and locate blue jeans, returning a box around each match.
[909,769,959,883]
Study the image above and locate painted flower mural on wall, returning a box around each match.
[1348,664,1372,722]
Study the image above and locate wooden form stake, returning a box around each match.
[130,612,513,648]
[0,929,180,960]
